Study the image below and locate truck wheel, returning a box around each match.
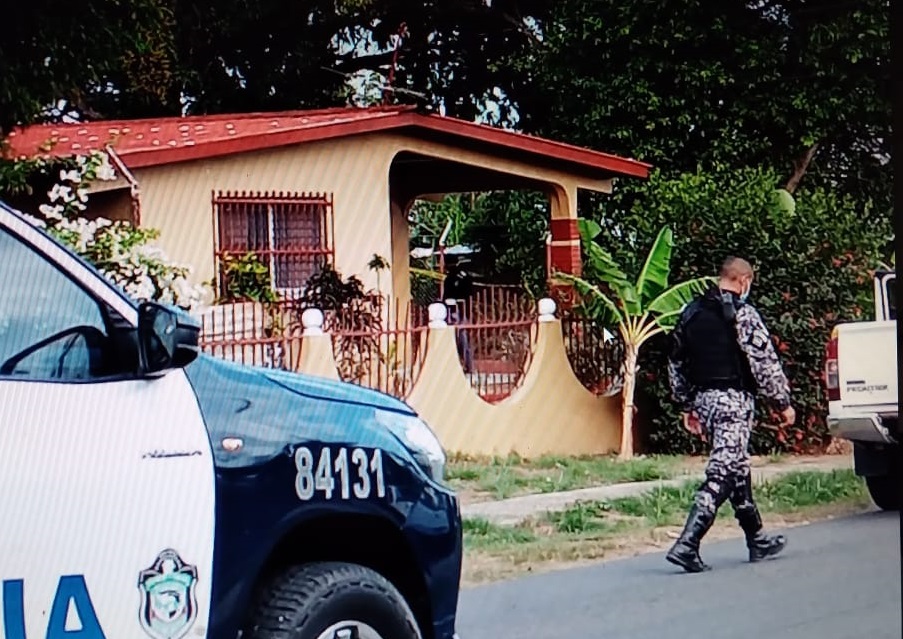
[244,562,423,639]
[865,475,901,511]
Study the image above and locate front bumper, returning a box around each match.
[827,410,897,444]
[403,485,463,639]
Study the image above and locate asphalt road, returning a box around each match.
[457,510,901,639]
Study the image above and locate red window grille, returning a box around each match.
[212,190,335,296]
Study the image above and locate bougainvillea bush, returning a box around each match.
[582,166,891,455]
[1,151,206,310]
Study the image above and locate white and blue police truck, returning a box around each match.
[0,200,463,639]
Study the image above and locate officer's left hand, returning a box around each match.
[682,412,702,436]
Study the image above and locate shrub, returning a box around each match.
[2,151,206,310]
[583,166,891,455]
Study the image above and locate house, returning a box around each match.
[5,105,650,312]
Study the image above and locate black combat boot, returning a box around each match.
[665,502,716,573]
[730,477,786,562]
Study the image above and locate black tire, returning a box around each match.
[865,475,901,511]
[244,562,423,639]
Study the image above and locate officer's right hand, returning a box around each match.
[780,406,796,427]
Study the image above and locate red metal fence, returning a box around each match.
[442,285,539,403]
[560,315,625,396]
[327,298,430,399]
[197,294,430,400]
[195,285,626,405]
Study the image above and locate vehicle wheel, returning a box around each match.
[865,475,901,511]
[244,562,423,639]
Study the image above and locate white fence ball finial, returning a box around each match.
[428,302,448,328]
[538,297,557,322]
[301,308,325,336]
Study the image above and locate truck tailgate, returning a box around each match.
[837,320,898,410]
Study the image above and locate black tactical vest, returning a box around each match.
[673,289,756,393]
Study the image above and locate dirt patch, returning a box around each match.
[460,500,873,587]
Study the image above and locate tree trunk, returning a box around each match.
[784,144,819,194]
[618,345,639,460]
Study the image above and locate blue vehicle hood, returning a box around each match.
[258,365,415,415]
[183,354,417,468]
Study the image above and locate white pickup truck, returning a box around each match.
[825,269,899,510]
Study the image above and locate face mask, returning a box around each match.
[739,281,751,302]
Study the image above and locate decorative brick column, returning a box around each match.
[547,218,582,311]
[549,219,582,276]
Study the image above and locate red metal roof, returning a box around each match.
[4,105,651,179]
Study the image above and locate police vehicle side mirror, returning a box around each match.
[137,302,201,376]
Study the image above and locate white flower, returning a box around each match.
[60,169,81,183]
[48,183,66,203]
[94,155,117,181]
[38,203,65,220]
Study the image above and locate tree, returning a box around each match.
[555,221,712,459]
[0,0,182,134]
[512,0,891,220]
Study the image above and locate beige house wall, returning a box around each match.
[129,131,614,308]
[133,135,395,301]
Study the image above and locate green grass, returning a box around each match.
[603,469,869,526]
[461,468,871,584]
[463,469,870,552]
[546,500,612,533]
[754,470,869,511]
[447,453,690,500]
[462,517,537,549]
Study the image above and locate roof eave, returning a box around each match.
[42,110,652,180]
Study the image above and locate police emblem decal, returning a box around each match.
[137,549,199,639]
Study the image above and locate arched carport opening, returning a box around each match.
[387,150,591,403]
[388,150,583,314]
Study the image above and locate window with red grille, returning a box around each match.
[213,191,334,296]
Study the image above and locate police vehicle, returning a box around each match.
[0,200,463,639]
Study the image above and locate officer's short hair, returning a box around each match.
[720,256,754,280]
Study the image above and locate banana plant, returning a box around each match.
[555,220,714,460]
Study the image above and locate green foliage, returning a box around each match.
[561,223,712,331]
[445,453,685,500]
[585,166,891,455]
[297,264,383,383]
[218,252,278,303]
[558,223,712,458]
[408,190,550,295]
[297,265,371,314]
[0,0,181,132]
[515,0,891,220]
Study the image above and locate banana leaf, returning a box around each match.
[577,219,639,314]
[646,276,715,329]
[635,226,673,307]
[554,271,624,327]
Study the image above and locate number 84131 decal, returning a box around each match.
[293,445,387,501]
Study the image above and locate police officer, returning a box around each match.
[665,256,795,573]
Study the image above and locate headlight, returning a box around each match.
[375,412,447,483]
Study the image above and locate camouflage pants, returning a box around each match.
[692,389,758,519]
